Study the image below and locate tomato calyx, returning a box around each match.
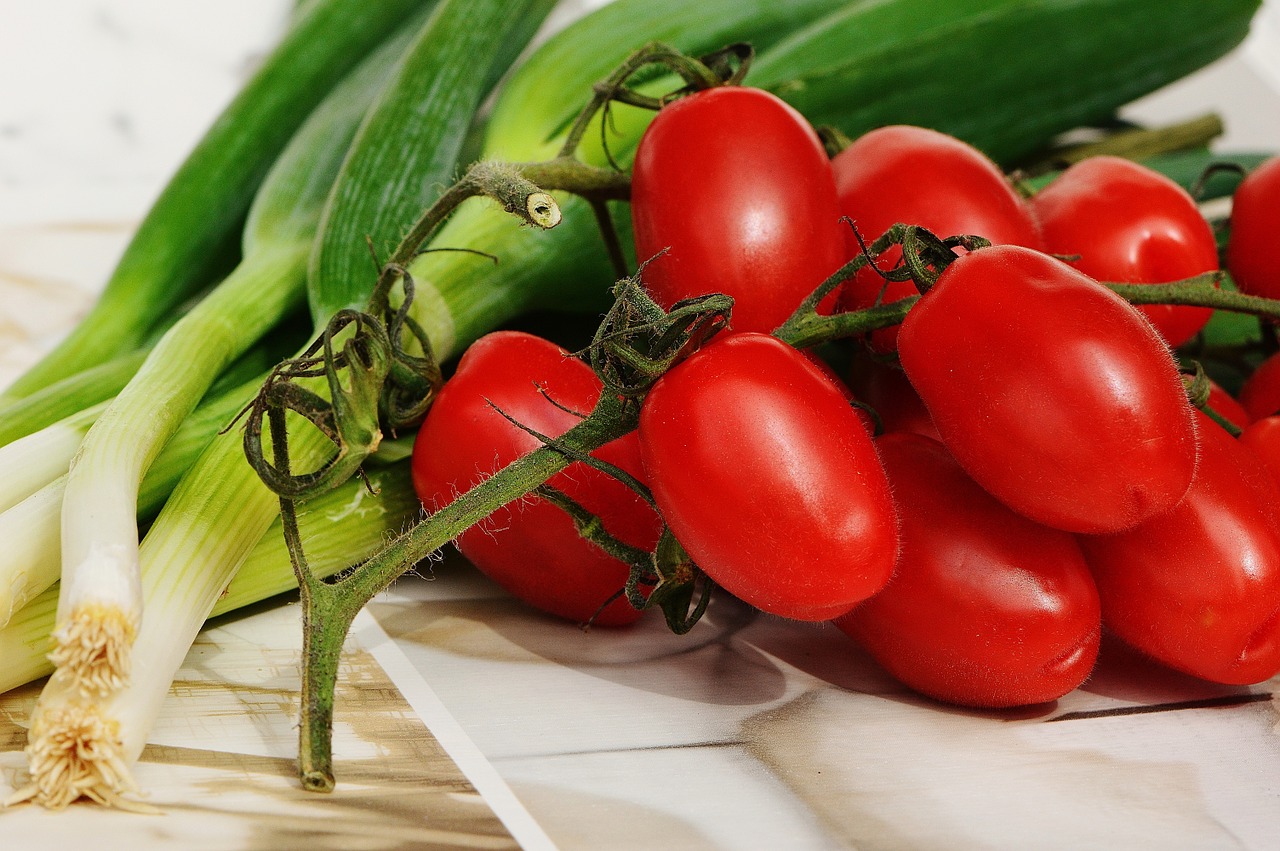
[239,264,441,501]
[1180,360,1244,437]
[773,224,989,349]
[531,485,713,634]
[558,41,754,172]
[588,269,734,398]
[897,226,992,294]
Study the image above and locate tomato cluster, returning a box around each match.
[411,80,1280,711]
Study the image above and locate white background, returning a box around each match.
[0,0,1276,228]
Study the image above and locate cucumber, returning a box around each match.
[753,0,1260,164]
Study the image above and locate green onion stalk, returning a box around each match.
[10,0,553,812]
[10,13,430,810]
[0,373,271,635]
[0,0,441,403]
[0,462,422,713]
[45,14,422,705]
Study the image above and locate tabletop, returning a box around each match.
[2,2,1280,849]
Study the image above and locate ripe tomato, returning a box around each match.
[846,351,939,441]
[1228,156,1280,299]
[410,331,661,626]
[1031,155,1218,347]
[630,86,845,333]
[1078,413,1280,685]
[638,332,898,621]
[896,244,1199,534]
[1239,350,1280,421]
[1207,379,1251,431]
[1240,416,1280,490]
[832,125,1042,351]
[837,433,1101,708]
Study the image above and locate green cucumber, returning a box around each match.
[753,0,1260,165]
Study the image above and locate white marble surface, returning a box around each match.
[2,1,1280,848]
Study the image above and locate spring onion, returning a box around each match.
[0,462,421,793]
[47,17,424,699]
[1,0,439,402]
[14,0,549,810]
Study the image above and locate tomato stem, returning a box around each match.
[249,233,734,789]
[288,389,640,788]
[556,41,754,165]
[1182,361,1244,437]
[1019,113,1225,178]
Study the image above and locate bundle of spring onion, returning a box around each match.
[0,0,1259,810]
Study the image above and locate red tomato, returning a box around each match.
[1207,379,1251,430]
[638,332,898,621]
[630,86,845,333]
[800,350,877,434]
[846,351,940,441]
[897,244,1199,534]
[1228,156,1280,299]
[410,331,661,626]
[1078,413,1280,685]
[1240,350,1280,421]
[832,125,1042,351]
[1240,416,1280,490]
[1031,155,1218,347]
[837,433,1101,708]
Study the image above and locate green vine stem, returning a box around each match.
[377,157,631,307]
[291,391,638,790]
[1018,113,1225,176]
[775,225,1280,351]
[251,252,728,789]
[1181,360,1243,437]
[555,41,754,164]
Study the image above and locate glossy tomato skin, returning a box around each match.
[1031,155,1218,347]
[411,331,660,626]
[1078,414,1280,685]
[1239,350,1280,421]
[1228,156,1280,299]
[897,244,1199,534]
[638,333,898,621]
[837,433,1101,708]
[631,86,845,333]
[1207,379,1251,431]
[846,351,940,441]
[1240,416,1280,490]
[832,125,1042,352]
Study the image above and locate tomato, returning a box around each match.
[1207,378,1251,431]
[630,86,845,333]
[1031,155,1218,347]
[837,433,1101,708]
[800,350,878,435]
[410,331,661,626]
[846,351,939,441]
[831,125,1042,351]
[1078,413,1280,685]
[1240,416,1280,490]
[638,332,898,621]
[1228,156,1280,299]
[1239,350,1280,421]
[897,244,1199,534]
